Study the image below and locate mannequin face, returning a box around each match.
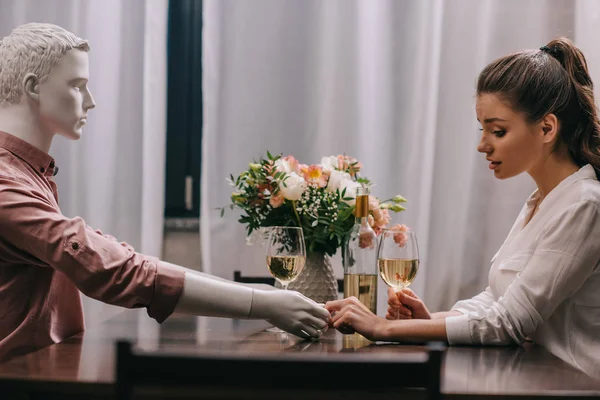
[35,49,95,139]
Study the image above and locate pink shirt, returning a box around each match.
[0,131,185,362]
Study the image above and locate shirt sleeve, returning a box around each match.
[446,200,600,345]
[0,176,185,323]
[86,225,135,253]
[450,286,495,315]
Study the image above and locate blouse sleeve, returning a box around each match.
[450,286,495,315]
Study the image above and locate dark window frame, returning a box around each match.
[164,0,203,218]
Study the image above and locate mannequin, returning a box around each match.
[0,23,327,361]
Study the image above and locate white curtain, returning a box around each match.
[202,0,600,314]
[0,0,168,327]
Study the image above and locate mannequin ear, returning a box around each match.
[23,73,40,102]
[540,113,559,144]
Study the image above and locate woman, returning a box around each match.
[325,38,600,375]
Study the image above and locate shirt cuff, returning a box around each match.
[450,307,469,315]
[445,314,473,345]
[147,260,186,323]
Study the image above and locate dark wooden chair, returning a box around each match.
[115,340,446,399]
[234,270,345,293]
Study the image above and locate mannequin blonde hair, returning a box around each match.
[0,22,89,105]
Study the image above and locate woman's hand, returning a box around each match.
[386,287,431,320]
[324,297,388,341]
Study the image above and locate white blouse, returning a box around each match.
[445,164,600,377]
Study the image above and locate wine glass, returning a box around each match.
[376,227,419,318]
[265,226,307,333]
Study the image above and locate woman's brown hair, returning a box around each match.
[477,38,600,179]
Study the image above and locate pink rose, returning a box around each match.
[377,209,391,226]
[372,208,383,223]
[269,192,285,208]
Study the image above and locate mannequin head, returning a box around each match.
[0,23,95,141]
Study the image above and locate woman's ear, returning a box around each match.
[22,73,40,102]
[541,113,559,144]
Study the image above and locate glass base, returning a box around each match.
[266,326,285,333]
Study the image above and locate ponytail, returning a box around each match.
[543,38,600,179]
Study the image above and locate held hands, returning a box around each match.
[250,289,330,340]
[386,287,431,320]
[324,297,388,342]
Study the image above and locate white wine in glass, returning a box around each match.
[376,228,419,317]
[265,226,306,332]
[378,258,419,291]
[266,254,305,286]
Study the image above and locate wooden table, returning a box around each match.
[0,309,599,399]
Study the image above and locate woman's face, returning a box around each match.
[476,93,547,180]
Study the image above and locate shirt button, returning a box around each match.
[71,243,79,250]
[49,161,55,168]
[40,167,45,173]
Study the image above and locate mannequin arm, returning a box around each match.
[168,263,329,339]
[160,261,276,291]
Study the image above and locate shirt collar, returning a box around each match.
[526,164,597,208]
[0,130,57,177]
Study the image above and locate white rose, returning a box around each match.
[274,158,293,173]
[320,156,339,173]
[326,170,352,193]
[339,179,362,206]
[280,172,306,201]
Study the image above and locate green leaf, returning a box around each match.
[220,208,225,218]
[311,220,319,227]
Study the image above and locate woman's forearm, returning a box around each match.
[379,318,448,342]
[377,310,464,341]
[431,310,463,319]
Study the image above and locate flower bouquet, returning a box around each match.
[220,151,407,301]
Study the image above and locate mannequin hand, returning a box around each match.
[386,287,431,320]
[250,289,330,340]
